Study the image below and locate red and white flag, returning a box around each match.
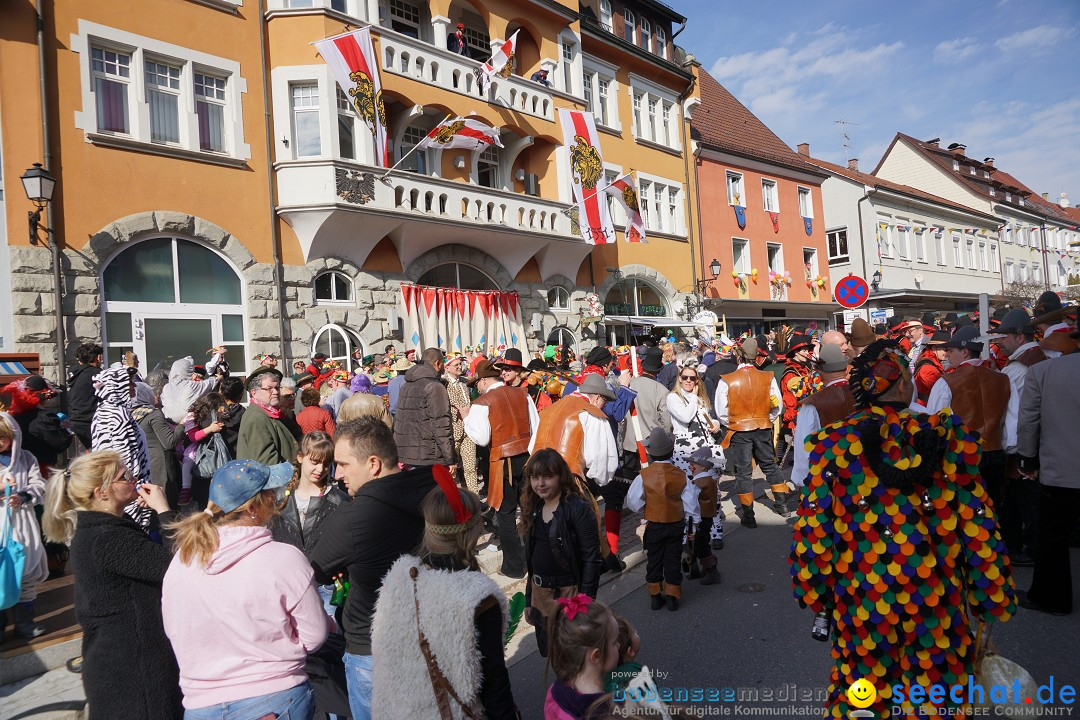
[416,117,504,152]
[605,172,647,243]
[315,28,389,167]
[558,109,615,245]
[481,30,520,83]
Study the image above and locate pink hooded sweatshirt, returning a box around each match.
[162,525,329,709]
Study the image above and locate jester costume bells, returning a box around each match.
[790,342,1015,719]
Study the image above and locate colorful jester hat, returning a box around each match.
[850,339,910,410]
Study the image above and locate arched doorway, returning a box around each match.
[311,324,365,372]
[102,237,247,374]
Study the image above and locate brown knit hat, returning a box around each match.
[849,318,876,347]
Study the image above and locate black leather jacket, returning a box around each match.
[524,495,603,602]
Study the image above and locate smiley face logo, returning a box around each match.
[847,678,877,709]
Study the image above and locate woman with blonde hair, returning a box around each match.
[42,450,182,720]
[666,361,724,476]
[162,459,329,720]
[371,467,519,719]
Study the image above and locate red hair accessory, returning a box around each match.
[432,465,473,525]
[556,594,592,620]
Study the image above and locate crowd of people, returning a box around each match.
[0,287,1076,719]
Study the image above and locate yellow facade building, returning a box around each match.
[0,0,701,378]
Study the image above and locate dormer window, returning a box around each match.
[1006,192,1012,202]
[1019,198,1025,207]
[990,187,996,197]
[968,166,976,176]
[983,170,990,179]
[952,160,959,171]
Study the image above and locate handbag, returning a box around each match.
[0,485,27,610]
[194,412,232,479]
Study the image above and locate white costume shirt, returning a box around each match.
[463,381,540,450]
[1001,342,1041,454]
[713,363,782,426]
[791,378,850,488]
[1041,322,1071,359]
[525,392,618,486]
[925,359,1017,451]
[626,460,699,517]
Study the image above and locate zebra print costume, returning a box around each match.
[91,364,153,527]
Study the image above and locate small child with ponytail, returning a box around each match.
[544,595,620,720]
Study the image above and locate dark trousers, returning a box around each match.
[981,450,1016,548]
[643,520,684,588]
[588,474,630,512]
[775,426,793,467]
[496,453,528,577]
[1005,456,1040,554]
[728,429,787,496]
[692,516,715,561]
[1028,484,1080,614]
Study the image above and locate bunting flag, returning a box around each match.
[733,205,746,229]
[768,211,780,233]
[604,172,647,243]
[401,285,529,356]
[481,30,520,83]
[559,109,615,245]
[416,117,504,152]
[803,217,813,236]
[315,29,389,167]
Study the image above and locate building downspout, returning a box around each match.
[678,70,698,303]
[36,0,66,386]
[857,185,872,290]
[259,0,289,361]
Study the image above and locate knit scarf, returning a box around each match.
[251,396,282,419]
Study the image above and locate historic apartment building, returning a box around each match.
[690,69,835,339]
[1,0,701,379]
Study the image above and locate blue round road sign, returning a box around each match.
[834,275,870,309]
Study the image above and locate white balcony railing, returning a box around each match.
[276,159,572,237]
[377,30,554,123]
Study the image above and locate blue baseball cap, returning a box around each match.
[210,459,294,513]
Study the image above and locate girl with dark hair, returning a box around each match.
[181,392,230,507]
[270,431,348,555]
[520,449,604,657]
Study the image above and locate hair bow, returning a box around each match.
[556,594,593,620]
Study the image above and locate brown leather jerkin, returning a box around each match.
[803,382,856,428]
[533,394,607,480]
[942,364,1011,452]
[641,463,686,523]
[473,385,533,508]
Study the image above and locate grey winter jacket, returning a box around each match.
[392,363,455,466]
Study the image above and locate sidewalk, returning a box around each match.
[0,468,775,720]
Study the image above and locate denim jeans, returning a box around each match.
[344,652,374,720]
[184,681,314,720]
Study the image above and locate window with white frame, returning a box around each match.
[667,187,678,233]
[1019,197,1026,207]
[463,26,490,61]
[952,235,962,267]
[1019,262,1028,282]
[966,239,976,269]
[561,40,574,93]
[1003,226,1012,244]
[548,286,570,311]
[915,228,926,262]
[646,99,657,142]
[639,18,651,51]
[935,231,945,265]
[599,0,613,31]
[92,46,131,134]
[656,26,667,59]
[583,74,593,113]
[727,171,744,205]
[797,187,812,218]
[194,72,227,153]
[291,83,321,157]
[624,9,635,42]
[952,160,960,171]
[597,78,610,126]
[804,248,818,278]
[767,242,784,275]
[1005,192,1012,202]
[639,178,651,227]
[1004,260,1014,282]
[312,324,365,373]
[968,166,976,176]
[314,271,353,304]
[761,179,778,213]
[1033,262,1040,281]
[827,228,848,264]
[896,227,909,260]
[603,170,620,223]
[879,223,893,258]
[979,241,988,271]
[144,59,181,144]
[337,90,357,160]
[660,101,672,146]
[477,145,499,188]
[989,187,996,197]
[636,178,682,234]
[652,184,663,232]
[632,92,642,135]
[732,238,750,274]
[389,0,422,38]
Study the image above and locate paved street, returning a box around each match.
[508,489,1080,719]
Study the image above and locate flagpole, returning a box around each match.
[309,24,371,46]
[379,113,455,181]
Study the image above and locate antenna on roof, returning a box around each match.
[834,120,859,161]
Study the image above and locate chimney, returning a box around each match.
[983,157,995,168]
[847,158,859,171]
[1062,192,1070,208]
[1042,192,1049,201]
[797,142,809,156]
[947,142,966,156]
[926,137,940,147]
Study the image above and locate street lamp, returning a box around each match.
[871,268,883,291]
[20,163,56,245]
[709,258,721,279]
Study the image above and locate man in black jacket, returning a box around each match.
[67,342,103,449]
[393,347,455,471]
[310,418,436,720]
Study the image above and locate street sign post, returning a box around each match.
[834,275,870,309]
[843,309,869,332]
[869,307,893,324]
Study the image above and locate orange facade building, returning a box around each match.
[691,69,836,338]
[1,0,703,379]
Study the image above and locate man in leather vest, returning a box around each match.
[1032,291,1077,358]
[627,428,696,611]
[912,330,948,407]
[791,345,854,489]
[990,308,1047,566]
[463,358,539,578]
[532,373,620,569]
[926,325,1017,554]
[714,338,786,528]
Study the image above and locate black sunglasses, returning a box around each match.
[680,374,697,381]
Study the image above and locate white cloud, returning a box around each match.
[933,37,981,64]
[996,24,1076,53]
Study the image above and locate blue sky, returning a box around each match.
[675,0,1079,205]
